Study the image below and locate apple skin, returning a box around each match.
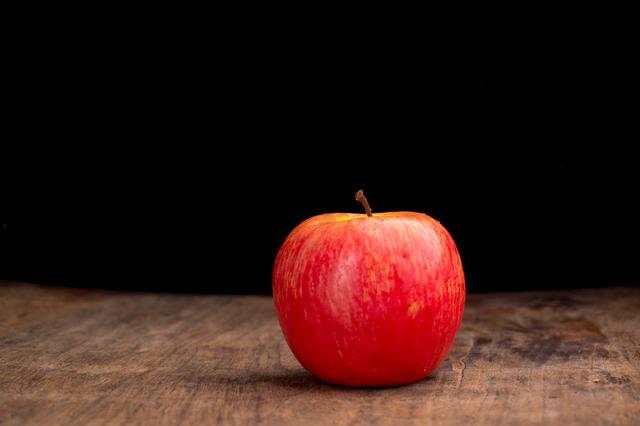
[273,212,465,387]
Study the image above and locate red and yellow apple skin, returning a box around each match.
[273,212,465,387]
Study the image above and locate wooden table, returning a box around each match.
[0,281,638,425]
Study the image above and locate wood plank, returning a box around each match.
[0,281,639,425]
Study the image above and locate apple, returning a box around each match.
[272,190,465,387]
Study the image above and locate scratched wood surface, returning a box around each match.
[0,281,639,425]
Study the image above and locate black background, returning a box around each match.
[1,32,638,294]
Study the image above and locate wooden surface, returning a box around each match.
[0,282,639,425]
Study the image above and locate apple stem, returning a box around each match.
[355,190,373,217]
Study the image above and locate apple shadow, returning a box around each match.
[191,368,437,393]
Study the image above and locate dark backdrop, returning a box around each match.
[1,38,638,294]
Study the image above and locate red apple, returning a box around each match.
[272,191,465,387]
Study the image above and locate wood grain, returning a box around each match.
[0,281,639,425]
